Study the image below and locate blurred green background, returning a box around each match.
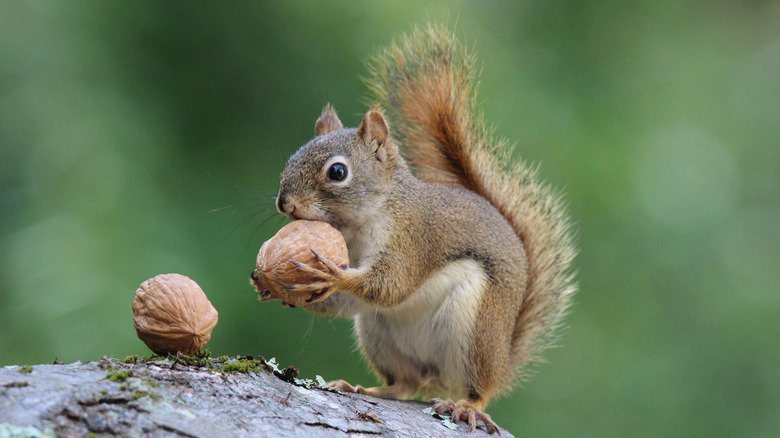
[1,1,778,436]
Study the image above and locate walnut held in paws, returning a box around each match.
[132,273,218,355]
[252,220,349,306]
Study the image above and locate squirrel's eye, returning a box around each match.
[327,163,348,182]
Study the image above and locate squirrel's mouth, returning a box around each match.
[282,205,310,221]
[282,210,300,221]
[278,202,307,221]
[282,209,345,231]
[282,207,322,223]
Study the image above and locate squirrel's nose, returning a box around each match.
[276,193,295,215]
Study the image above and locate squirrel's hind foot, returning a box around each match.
[329,380,418,400]
[328,379,364,394]
[431,398,500,435]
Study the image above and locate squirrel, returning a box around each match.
[268,23,577,434]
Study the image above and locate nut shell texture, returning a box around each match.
[132,273,218,355]
[255,220,348,306]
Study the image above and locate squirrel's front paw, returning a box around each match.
[288,250,351,299]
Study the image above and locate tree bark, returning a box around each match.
[0,357,512,437]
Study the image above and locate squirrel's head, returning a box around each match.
[276,105,403,229]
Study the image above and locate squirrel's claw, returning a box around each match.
[288,252,350,296]
[286,281,329,294]
[310,249,343,273]
[290,259,331,281]
[289,251,345,280]
[430,398,500,435]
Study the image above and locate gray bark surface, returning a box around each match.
[0,358,512,437]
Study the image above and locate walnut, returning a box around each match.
[132,273,218,355]
[252,220,348,306]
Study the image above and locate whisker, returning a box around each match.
[209,198,277,214]
[242,212,290,255]
[299,314,316,354]
[247,211,285,243]
[200,169,278,196]
[272,215,288,232]
[217,209,273,248]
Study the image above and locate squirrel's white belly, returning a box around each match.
[355,259,486,394]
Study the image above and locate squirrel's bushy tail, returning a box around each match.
[365,23,577,379]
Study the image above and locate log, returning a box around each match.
[0,356,513,437]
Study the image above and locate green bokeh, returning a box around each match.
[1,1,778,437]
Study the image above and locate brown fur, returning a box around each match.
[273,23,577,433]
[314,103,344,136]
[364,23,578,382]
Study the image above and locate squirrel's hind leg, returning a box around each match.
[431,398,500,435]
[328,380,417,400]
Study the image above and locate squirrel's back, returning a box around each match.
[364,23,578,380]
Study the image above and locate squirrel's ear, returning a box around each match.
[314,104,343,136]
[357,107,392,161]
